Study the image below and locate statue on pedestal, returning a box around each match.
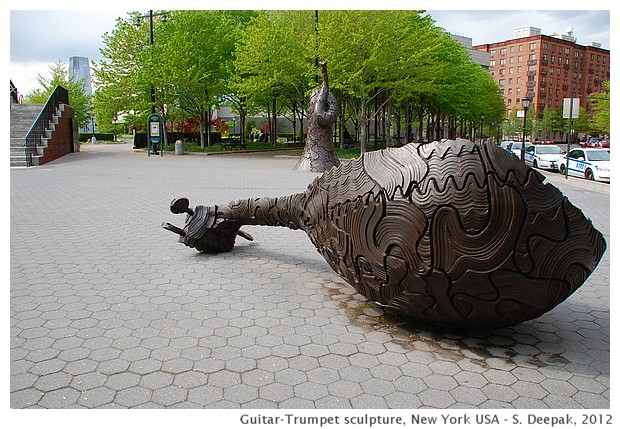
[294,61,340,173]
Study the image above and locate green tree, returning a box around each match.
[234,10,316,145]
[25,60,92,128]
[93,12,158,132]
[589,80,610,134]
[540,108,564,140]
[152,10,254,147]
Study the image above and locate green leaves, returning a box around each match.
[26,60,93,128]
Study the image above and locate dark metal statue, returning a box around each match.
[163,139,606,328]
[294,61,340,172]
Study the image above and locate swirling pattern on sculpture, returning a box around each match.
[163,139,606,328]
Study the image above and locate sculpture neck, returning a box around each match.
[226,194,306,230]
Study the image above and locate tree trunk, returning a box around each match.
[271,98,277,145]
[385,100,392,148]
[360,98,368,155]
[418,106,424,143]
[199,110,207,148]
[239,103,246,146]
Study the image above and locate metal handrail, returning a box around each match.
[23,85,69,166]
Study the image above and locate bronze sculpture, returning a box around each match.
[163,139,606,328]
[294,61,340,172]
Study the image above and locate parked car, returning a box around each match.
[499,141,515,151]
[580,137,604,148]
[523,144,565,170]
[558,148,610,182]
[507,141,533,159]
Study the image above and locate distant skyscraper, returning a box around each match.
[68,56,92,95]
[69,56,95,132]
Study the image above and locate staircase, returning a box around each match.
[10,104,44,166]
[10,102,71,167]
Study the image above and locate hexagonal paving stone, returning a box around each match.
[188,385,223,406]
[151,385,188,407]
[37,387,81,408]
[259,382,294,403]
[224,384,259,405]
[34,372,73,392]
[114,386,152,408]
[174,371,208,389]
[77,386,115,408]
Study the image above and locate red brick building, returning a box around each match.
[473,27,610,118]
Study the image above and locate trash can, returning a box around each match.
[175,140,184,155]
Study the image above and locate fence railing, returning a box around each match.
[23,85,69,166]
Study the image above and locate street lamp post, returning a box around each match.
[136,10,167,155]
[480,113,485,143]
[520,96,531,162]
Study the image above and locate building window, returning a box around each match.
[499,68,505,75]
[558,56,562,64]
[518,55,523,62]
[499,79,505,86]
[516,87,522,93]
[517,66,522,73]
[490,60,495,67]
[508,87,513,94]
[509,77,514,84]
[490,49,495,55]
[500,48,507,55]
[528,65,536,71]
[510,46,515,52]
[500,58,506,65]
[551,55,555,63]
[517,77,522,83]
[529,42,537,50]
[509,67,514,74]
[542,42,548,49]
[509,56,515,63]
[529,54,536,61]
[518,45,523,52]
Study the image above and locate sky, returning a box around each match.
[2,2,615,97]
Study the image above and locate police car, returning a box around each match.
[523,144,565,171]
[507,141,533,159]
[558,148,610,182]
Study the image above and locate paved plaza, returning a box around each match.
[10,142,610,409]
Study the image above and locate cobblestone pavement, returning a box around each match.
[10,143,610,409]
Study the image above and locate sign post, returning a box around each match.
[562,98,579,179]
